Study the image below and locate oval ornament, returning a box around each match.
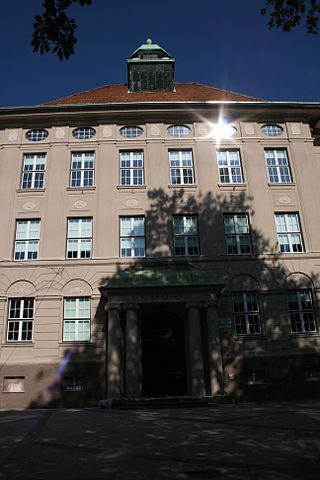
[278,196,292,204]
[74,200,88,209]
[125,198,139,208]
[23,202,36,211]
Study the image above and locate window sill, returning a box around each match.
[291,332,320,337]
[268,183,296,188]
[117,185,147,190]
[2,342,34,347]
[16,188,45,194]
[168,184,198,189]
[218,183,247,190]
[66,186,96,192]
[59,341,91,346]
[234,334,264,339]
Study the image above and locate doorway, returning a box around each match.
[141,312,187,397]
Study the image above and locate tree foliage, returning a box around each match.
[261,0,320,35]
[31,0,92,61]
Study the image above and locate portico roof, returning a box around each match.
[101,264,223,290]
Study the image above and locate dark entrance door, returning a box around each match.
[141,312,187,397]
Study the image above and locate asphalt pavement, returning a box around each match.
[0,400,320,479]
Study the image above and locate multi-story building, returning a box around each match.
[1,39,320,408]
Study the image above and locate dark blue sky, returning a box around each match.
[0,0,319,106]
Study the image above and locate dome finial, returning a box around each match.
[146,38,152,45]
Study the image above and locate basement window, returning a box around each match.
[3,376,25,393]
[245,371,265,385]
[304,369,320,383]
[64,376,85,391]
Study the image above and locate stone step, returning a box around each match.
[99,395,231,410]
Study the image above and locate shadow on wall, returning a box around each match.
[26,188,320,407]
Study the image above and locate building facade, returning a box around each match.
[1,40,320,408]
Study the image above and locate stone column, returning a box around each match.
[125,304,140,398]
[205,301,224,395]
[186,303,205,396]
[105,304,122,399]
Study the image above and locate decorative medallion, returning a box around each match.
[244,123,255,135]
[8,130,19,141]
[22,202,36,211]
[73,200,88,209]
[278,196,292,204]
[198,124,209,135]
[124,198,139,208]
[150,125,160,136]
[103,126,112,138]
[55,128,65,139]
[290,123,302,135]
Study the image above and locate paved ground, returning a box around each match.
[0,400,320,479]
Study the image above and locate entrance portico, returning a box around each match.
[100,264,224,399]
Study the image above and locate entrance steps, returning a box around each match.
[99,395,231,410]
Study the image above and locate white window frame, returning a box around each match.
[120,150,144,186]
[66,218,92,259]
[232,292,262,336]
[224,214,252,255]
[275,213,304,253]
[14,219,40,261]
[26,129,48,142]
[172,215,200,256]
[63,297,91,342]
[169,150,195,185]
[120,126,143,138]
[265,149,292,184]
[288,290,317,334]
[21,153,46,190]
[167,125,191,137]
[261,125,283,136]
[217,150,243,184]
[120,216,145,258]
[70,152,95,188]
[72,127,96,140]
[7,298,34,342]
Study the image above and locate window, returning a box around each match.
[120,126,143,138]
[120,217,145,257]
[275,213,303,253]
[7,298,34,342]
[217,150,243,184]
[261,125,283,136]
[169,150,195,185]
[265,149,292,183]
[120,151,144,186]
[14,220,40,261]
[66,218,92,259]
[173,215,199,256]
[246,371,265,385]
[70,152,95,188]
[25,129,48,141]
[288,291,317,333]
[21,153,46,190]
[167,125,191,137]
[63,297,90,341]
[224,214,251,254]
[64,376,85,391]
[72,127,96,140]
[304,369,320,382]
[232,292,262,335]
[3,377,25,393]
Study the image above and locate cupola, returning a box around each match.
[127,38,175,93]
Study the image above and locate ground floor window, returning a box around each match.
[7,298,34,342]
[246,371,265,385]
[63,297,90,341]
[288,290,317,333]
[3,376,25,393]
[232,292,262,335]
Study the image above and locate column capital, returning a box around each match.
[104,303,122,312]
[185,302,202,310]
[123,303,140,312]
[203,301,217,309]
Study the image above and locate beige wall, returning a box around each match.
[1,115,320,406]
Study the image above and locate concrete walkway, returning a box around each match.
[0,400,320,479]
